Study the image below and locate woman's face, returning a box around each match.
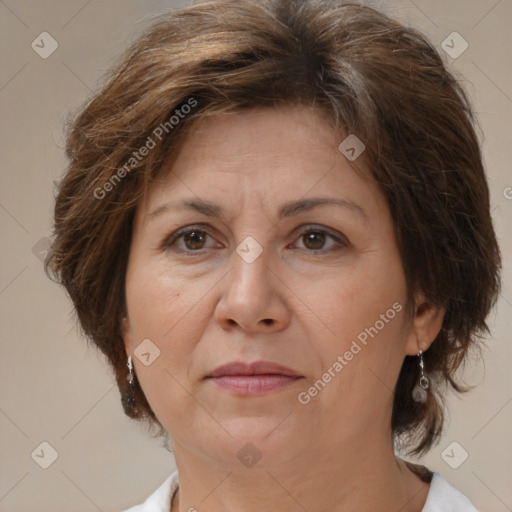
[122,106,428,468]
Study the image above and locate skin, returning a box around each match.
[122,106,445,512]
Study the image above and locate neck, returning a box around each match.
[170,434,430,512]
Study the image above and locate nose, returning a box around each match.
[214,246,291,333]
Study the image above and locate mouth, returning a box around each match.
[205,361,304,396]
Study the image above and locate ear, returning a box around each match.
[404,293,446,356]
[120,316,133,355]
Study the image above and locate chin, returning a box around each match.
[203,416,301,466]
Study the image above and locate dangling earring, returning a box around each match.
[412,350,430,403]
[127,355,134,385]
[122,355,136,411]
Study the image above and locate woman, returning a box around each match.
[45,0,501,510]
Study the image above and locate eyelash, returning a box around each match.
[162,224,348,255]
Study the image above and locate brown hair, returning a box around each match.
[45,0,501,455]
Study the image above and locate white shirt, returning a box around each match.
[122,470,479,511]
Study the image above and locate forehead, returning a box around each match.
[170,106,339,173]
[138,105,381,219]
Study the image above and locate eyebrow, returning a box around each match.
[147,196,368,222]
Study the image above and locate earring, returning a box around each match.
[127,355,134,384]
[122,355,136,411]
[412,350,430,403]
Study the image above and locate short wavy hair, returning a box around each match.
[45,0,501,455]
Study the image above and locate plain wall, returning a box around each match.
[1,0,511,510]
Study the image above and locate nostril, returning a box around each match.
[262,318,273,325]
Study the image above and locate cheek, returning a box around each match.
[322,270,405,339]
[310,253,408,381]
[300,281,407,427]
[126,257,209,338]
[125,267,210,431]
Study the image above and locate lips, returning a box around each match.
[206,361,304,396]
[207,361,302,378]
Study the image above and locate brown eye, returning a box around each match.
[164,227,219,253]
[302,231,327,250]
[291,227,347,254]
[183,230,207,250]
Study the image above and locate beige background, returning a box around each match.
[1,0,511,510]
